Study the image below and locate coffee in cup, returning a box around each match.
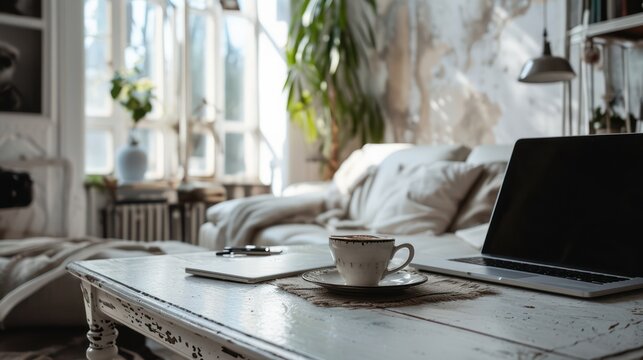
[329,235,415,286]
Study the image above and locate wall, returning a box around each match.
[285,0,568,186]
[372,0,567,146]
[58,1,86,236]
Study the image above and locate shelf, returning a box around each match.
[587,12,643,39]
[568,12,643,44]
[564,4,643,136]
[0,13,43,30]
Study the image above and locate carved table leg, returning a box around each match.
[81,281,119,360]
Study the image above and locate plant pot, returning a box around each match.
[116,137,147,183]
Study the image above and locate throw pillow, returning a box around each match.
[370,161,483,235]
[354,145,471,224]
[449,161,507,231]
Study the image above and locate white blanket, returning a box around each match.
[208,165,478,247]
[207,193,328,248]
[205,170,380,249]
[0,237,164,328]
[207,146,484,248]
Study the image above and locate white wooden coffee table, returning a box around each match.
[67,249,643,359]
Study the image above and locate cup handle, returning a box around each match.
[383,243,414,278]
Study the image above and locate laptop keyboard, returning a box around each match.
[453,257,629,285]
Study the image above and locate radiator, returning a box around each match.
[102,202,206,244]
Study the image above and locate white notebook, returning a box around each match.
[184,247,334,283]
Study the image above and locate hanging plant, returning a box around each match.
[284,0,384,178]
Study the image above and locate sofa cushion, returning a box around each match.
[255,223,330,246]
[449,161,507,231]
[332,143,412,195]
[254,224,376,247]
[350,145,471,223]
[253,224,480,260]
[466,144,513,164]
[370,161,483,235]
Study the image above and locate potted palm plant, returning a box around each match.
[110,67,155,182]
[284,0,384,179]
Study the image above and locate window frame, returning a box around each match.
[217,5,259,182]
[84,0,268,183]
[85,0,178,180]
[184,3,219,179]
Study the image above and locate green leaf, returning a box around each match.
[132,108,146,122]
[285,0,384,173]
[110,67,155,124]
[110,83,122,99]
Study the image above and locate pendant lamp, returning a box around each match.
[519,1,576,83]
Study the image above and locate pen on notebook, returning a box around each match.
[215,247,282,256]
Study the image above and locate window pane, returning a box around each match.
[258,32,287,186]
[223,16,250,122]
[258,0,289,47]
[224,133,245,175]
[132,128,164,179]
[163,4,178,118]
[126,0,164,118]
[85,128,113,174]
[189,12,216,120]
[188,0,209,10]
[189,132,215,176]
[257,0,288,187]
[236,0,247,12]
[84,0,112,117]
[84,0,110,36]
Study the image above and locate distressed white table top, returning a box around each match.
[68,247,643,360]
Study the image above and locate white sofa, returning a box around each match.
[199,143,513,257]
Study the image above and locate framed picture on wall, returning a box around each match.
[0,24,42,114]
[0,0,41,18]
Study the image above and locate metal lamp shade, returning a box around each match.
[519,40,576,83]
[519,56,576,83]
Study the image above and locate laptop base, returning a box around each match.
[412,256,643,298]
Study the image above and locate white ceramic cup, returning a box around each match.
[329,234,415,286]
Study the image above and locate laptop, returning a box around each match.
[413,134,643,298]
[184,247,334,283]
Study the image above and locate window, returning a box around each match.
[186,3,217,177]
[83,0,289,185]
[257,0,289,189]
[84,0,174,180]
[84,0,114,174]
[220,9,257,179]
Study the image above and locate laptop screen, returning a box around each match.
[483,135,643,277]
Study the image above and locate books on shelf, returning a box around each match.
[568,0,585,28]
[589,0,643,24]
[177,181,226,203]
[116,181,177,203]
[115,180,228,204]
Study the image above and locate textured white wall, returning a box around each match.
[286,0,569,185]
[372,0,568,146]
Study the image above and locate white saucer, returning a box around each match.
[301,268,428,294]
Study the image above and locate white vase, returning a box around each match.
[116,136,147,183]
